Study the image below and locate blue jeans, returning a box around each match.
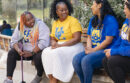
[72,50,105,83]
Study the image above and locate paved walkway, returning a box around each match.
[0,49,111,83]
[0,68,36,83]
[0,68,110,83]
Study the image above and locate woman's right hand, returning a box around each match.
[104,49,111,58]
[17,49,24,56]
[51,37,58,49]
[13,43,24,56]
[51,41,58,49]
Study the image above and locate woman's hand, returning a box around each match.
[51,41,58,49]
[17,49,24,56]
[85,48,95,54]
[51,37,58,49]
[13,43,24,56]
[104,49,111,58]
[23,50,33,57]
[33,45,41,53]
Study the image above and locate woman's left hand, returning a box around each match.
[23,50,33,57]
[104,49,111,58]
[85,48,95,54]
[33,45,40,53]
[52,43,61,49]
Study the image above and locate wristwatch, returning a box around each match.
[31,51,36,56]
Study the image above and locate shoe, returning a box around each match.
[31,75,42,83]
[3,78,13,83]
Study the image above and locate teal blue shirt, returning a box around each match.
[111,19,130,57]
[87,15,119,48]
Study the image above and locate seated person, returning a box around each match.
[72,0,119,83]
[41,0,84,83]
[0,20,12,36]
[103,0,130,83]
[3,11,50,83]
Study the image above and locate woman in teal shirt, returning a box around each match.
[72,0,119,83]
[103,0,130,83]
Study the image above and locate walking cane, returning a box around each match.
[20,56,26,83]
[18,38,26,83]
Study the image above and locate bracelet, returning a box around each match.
[31,51,36,56]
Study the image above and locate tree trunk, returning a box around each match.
[2,0,17,28]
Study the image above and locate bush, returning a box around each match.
[73,0,125,28]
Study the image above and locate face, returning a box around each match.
[91,1,101,15]
[24,14,35,28]
[56,3,69,21]
[124,4,130,18]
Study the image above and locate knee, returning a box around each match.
[81,56,92,69]
[33,53,42,63]
[107,56,119,68]
[81,57,95,73]
[8,49,17,58]
[102,57,108,66]
[72,51,85,67]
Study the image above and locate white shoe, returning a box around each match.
[3,78,13,83]
[31,75,42,83]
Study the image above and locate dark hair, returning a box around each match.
[92,0,116,29]
[50,0,73,20]
[3,20,7,24]
[125,0,130,10]
[125,0,130,41]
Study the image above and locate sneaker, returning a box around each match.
[31,75,42,83]
[3,78,13,83]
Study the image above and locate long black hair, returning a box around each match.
[125,0,130,41]
[125,0,130,10]
[50,0,73,20]
[92,0,116,29]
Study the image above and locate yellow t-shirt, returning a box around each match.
[50,16,82,42]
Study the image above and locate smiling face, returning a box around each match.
[56,3,69,21]
[124,4,130,19]
[91,1,102,16]
[24,14,35,28]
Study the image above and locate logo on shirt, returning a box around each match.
[121,24,129,40]
[24,30,32,42]
[55,27,66,40]
[91,28,101,46]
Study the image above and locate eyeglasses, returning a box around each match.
[57,9,68,13]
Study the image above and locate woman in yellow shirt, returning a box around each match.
[41,0,84,83]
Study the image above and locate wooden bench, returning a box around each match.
[81,28,130,83]
[1,29,130,83]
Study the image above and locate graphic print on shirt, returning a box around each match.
[121,24,129,40]
[55,27,66,40]
[24,30,32,42]
[91,28,101,46]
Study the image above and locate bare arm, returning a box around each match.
[51,37,58,49]
[13,43,24,56]
[86,35,92,49]
[93,36,114,51]
[86,36,114,54]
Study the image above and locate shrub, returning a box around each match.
[73,0,125,28]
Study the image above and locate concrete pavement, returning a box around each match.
[0,49,112,83]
